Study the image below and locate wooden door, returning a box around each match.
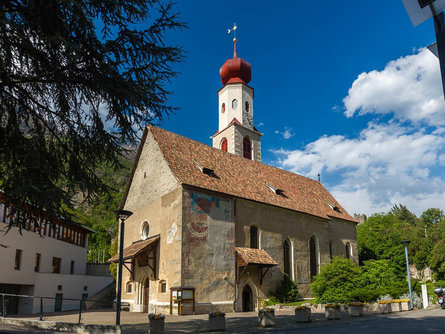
[242,285,252,312]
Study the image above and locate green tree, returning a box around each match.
[0,0,185,229]
[357,213,407,276]
[361,259,399,290]
[270,274,300,303]
[311,257,362,304]
[421,208,445,227]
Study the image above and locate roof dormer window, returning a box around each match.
[196,162,215,177]
[327,203,342,213]
[268,185,284,196]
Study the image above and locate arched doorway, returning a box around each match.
[242,285,253,312]
[143,278,149,312]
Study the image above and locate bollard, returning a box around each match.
[40,298,43,321]
[2,294,6,317]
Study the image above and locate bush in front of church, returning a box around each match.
[311,257,362,304]
[269,274,301,303]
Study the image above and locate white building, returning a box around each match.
[0,194,113,315]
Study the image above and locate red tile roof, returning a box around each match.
[212,118,261,138]
[235,247,278,266]
[108,235,159,263]
[123,126,357,223]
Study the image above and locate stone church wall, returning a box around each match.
[234,198,357,305]
[124,129,180,213]
[121,187,183,312]
[181,188,236,313]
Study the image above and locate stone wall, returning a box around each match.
[120,187,183,312]
[181,189,236,312]
[234,198,358,303]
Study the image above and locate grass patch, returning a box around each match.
[282,299,316,306]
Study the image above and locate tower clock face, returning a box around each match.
[232,99,238,110]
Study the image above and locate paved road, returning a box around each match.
[0,323,62,333]
[261,308,445,334]
[1,308,444,333]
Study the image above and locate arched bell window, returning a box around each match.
[220,138,228,152]
[243,137,252,160]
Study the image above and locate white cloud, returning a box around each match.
[272,121,445,216]
[343,48,445,126]
[272,48,445,217]
[275,127,295,140]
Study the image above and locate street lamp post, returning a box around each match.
[401,240,414,310]
[115,209,133,326]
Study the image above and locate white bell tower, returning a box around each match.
[211,33,262,161]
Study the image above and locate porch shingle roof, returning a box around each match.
[107,235,159,263]
[235,247,278,266]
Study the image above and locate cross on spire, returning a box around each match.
[227,22,237,57]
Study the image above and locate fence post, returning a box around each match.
[78,298,82,324]
[40,298,43,321]
[2,294,6,317]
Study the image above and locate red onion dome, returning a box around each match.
[219,55,251,86]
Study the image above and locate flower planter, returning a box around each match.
[325,307,341,320]
[149,318,165,334]
[348,305,363,317]
[294,308,311,323]
[390,302,401,312]
[378,303,391,314]
[258,309,275,327]
[400,301,410,311]
[208,315,225,331]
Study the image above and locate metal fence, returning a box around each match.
[0,292,113,324]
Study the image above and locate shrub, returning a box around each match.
[311,257,362,304]
[270,274,300,303]
[348,287,383,303]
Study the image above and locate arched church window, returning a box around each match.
[243,137,252,160]
[329,240,333,260]
[159,280,167,293]
[250,226,258,249]
[309,236,318,279]
[126,282,132,293]
[141,221,149,240]
[283,239,291,277]
[245,101,249,112]
[221,103,225,113]
[220,138,228,152]
[345,242,351,259]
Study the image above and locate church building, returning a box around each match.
[109,40,358,314]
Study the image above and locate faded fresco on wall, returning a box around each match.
[183,190,234,276]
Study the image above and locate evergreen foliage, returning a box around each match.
[311,257,418,303]
[358,205,445,280]
[270,274,300,303]
[0,0,186,229]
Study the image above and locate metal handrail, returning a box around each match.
[0,292,113,323]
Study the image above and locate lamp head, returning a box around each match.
[401,240,411,246]
[115,209,133,221]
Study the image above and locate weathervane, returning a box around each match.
[227,22,237,57]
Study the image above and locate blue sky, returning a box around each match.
[154,1,444,217]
